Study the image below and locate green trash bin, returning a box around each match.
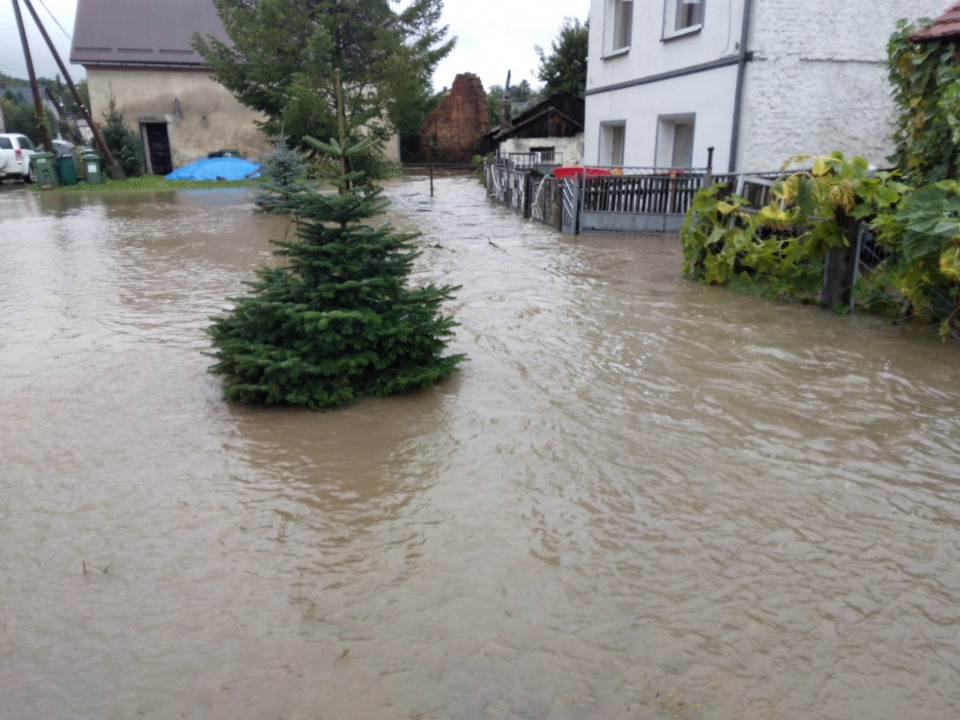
[83,151,103,185]
[56,154,78,186]
[32,152,60,189]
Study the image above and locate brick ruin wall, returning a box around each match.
[420,73,489,163]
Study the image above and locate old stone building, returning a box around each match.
[420,73,489,163]
[70,0,270,173]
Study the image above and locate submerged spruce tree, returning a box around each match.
[254,133,308,213]
[207,77,463,408]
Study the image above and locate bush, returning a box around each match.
[254,133,307,212]
[206,134,464,408]
[100,90,142,177]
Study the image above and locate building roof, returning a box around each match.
[911,2,960,42]
[485,91,585,142]
[70,0,230,68]
[0,82,61,116]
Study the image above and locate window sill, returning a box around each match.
[602,47,631,60]
[661,24,703,43]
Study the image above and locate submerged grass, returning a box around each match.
[33,176,263,194]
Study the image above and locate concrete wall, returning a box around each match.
[586,0,743,168]
[585,64,738,168]
[500,135,585,165]
[739,0,947,171]
[588,0,747,89]
[86,67,269,169]
[585,0,947,171]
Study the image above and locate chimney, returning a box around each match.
[500,70,512,131]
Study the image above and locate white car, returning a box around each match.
[0,133,38,183]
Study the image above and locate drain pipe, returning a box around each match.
[728,0,754,173]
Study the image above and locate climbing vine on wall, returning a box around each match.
[682,154,891,306]
[888,20,960,185]
[682,16,960,341]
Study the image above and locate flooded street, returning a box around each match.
[2,177,960,720]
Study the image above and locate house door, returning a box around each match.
[143,123,173,175]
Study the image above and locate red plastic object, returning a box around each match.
[551,166,613,179]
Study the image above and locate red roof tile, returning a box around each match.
[912,2,960,42]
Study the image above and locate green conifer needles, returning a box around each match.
[206,134,464,409]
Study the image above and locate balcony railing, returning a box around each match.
[505,151,563,169]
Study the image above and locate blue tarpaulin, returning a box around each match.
[165,157,261,181]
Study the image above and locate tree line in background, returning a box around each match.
[485,17,588,128]
[0,71,88,144]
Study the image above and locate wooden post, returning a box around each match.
[11,0,50,152]
[430,163,434,196]
[19,0,120,173]
[821,211,861,309]
[523,172,532,219]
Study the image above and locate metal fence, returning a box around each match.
[482,158,802,235]
[581,173,706,215]
[484,162,564,230]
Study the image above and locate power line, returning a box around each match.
[35,0,72,42]
[0,54,28,76]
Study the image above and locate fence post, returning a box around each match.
[576,173,585,235]
[523,172,533,219]
[430,164,434,196]
[556,180,563,231]
[821,211,861,309]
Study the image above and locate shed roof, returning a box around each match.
[485,91,585,142]
[911,2,960,42]
[0,82,61,115]
[70,0,230,68]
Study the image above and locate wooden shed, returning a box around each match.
[483,91,585,165]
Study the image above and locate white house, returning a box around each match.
[584,0,947,172]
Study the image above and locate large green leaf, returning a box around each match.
[895,181,960,261]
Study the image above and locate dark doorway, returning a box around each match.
[143,123,173,175]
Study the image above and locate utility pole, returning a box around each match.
[10,0,51,151]
[19,0,122,178]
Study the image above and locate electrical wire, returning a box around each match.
[35,0,73,42]
[0,54,28,76]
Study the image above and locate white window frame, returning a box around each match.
[655,114,696,169]
[599,121,626,167]
[662,0,705,41]
[604,0,634,58]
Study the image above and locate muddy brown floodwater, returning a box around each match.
[2,177,960,720]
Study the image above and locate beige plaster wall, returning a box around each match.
[86,67,270,169]
[88,67,400,170]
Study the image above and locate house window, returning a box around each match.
[606,0,633,55]
[600,122,626,167]
[530,146,557,163]
[664,0,704,39]
[656,115,695,168]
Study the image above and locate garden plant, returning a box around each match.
[207,77,464,408]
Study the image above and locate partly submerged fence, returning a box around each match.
[482,158,898,312]
[483,160,729,234]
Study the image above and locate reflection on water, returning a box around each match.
[2,179,960,720]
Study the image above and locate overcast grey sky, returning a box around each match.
[0,0,589,93]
